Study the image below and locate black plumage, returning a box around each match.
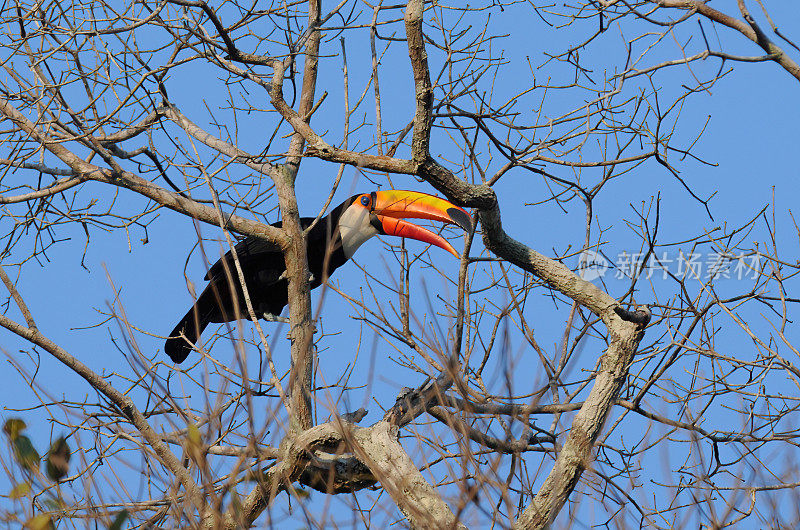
[164,197,355,363]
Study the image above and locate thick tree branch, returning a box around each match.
[513,320,648,529]
[270,0,322,435]
[352,421,466,530]
[404,0,433,164]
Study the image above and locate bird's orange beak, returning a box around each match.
[370,190,473,258]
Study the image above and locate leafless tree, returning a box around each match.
[1,1,799,528]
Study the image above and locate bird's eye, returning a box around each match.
[360,195,370,207]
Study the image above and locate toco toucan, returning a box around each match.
[164,190,472,362]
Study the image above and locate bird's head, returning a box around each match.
[337,190,473,258]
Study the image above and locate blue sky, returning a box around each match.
[2,1,800,527]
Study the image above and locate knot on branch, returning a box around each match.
[341,408,368,423]
[464,183,497,210]
[304,145,333,157]
[385,378,448,427]
[298,456,377,494]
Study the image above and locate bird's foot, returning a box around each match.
[277,272,315,282]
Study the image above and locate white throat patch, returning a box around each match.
[337,204,380,258]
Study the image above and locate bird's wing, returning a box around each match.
[204,236,284,283]
[203,218,324,285]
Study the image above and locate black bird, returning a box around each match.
[165,190,472,362]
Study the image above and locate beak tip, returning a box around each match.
[446,207,473,233]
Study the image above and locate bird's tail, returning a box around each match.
[164,296,214,363]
